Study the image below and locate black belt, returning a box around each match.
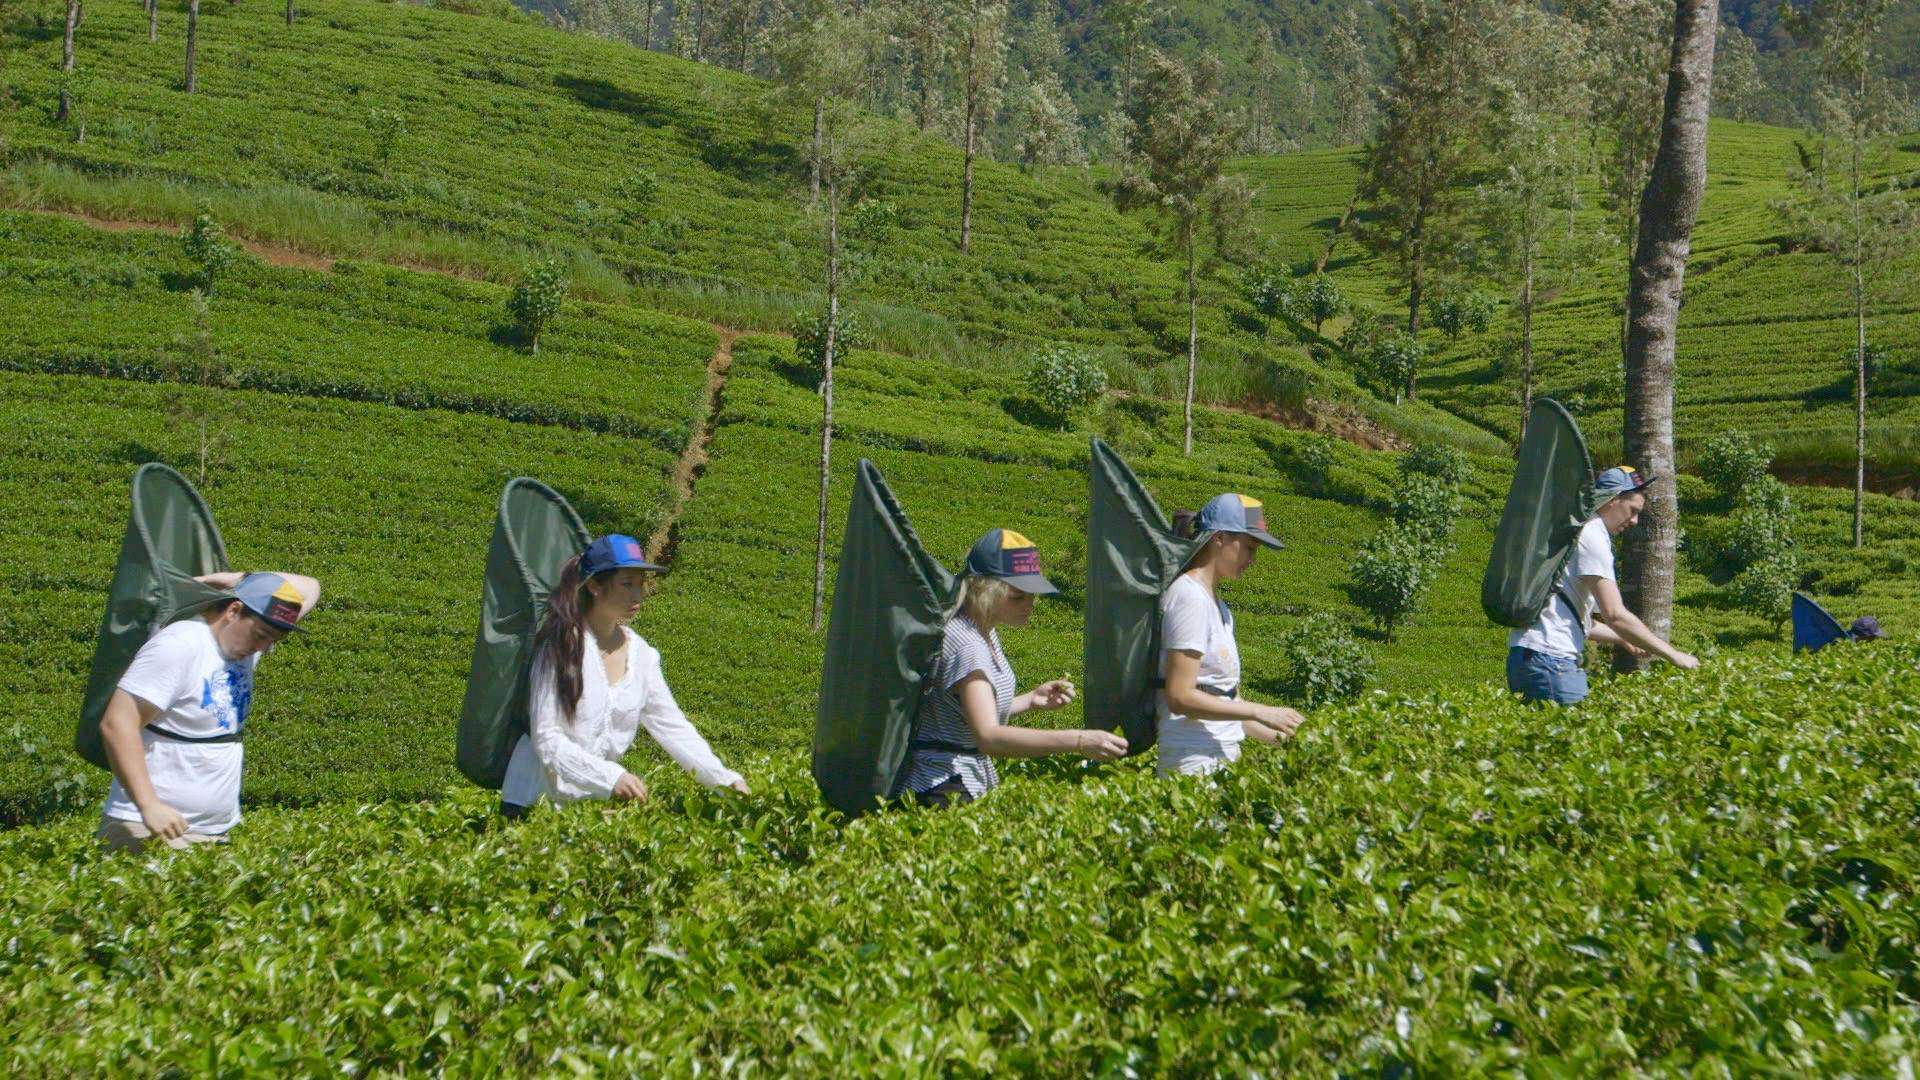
[1149,678,1239,700]
[912,738,982,756]
[146,725,243,745]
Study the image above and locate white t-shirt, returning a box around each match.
[1509,517,1617,660]
[102,619,260,835]
[1156,573,1244,777]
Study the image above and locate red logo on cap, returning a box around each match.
[265,599,300,624]
[1008,549,1041,574]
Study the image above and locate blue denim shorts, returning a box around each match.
[1507,646,1589,705]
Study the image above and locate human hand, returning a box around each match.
[139,800,189,842]
[1073,730,1128,761]
[1669,650,1700,671]
[611,772,649,801]
[729,778,752,795]
[1252,704,1306,738]
[1031,679,1076,710]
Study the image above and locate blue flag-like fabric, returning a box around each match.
[1791,592,1849,653]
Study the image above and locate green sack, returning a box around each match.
[76,463,235,770]
[1083,439,1207,755]
[813,459,957,816]
[456,477,591,790]
[1482,399,1605,628]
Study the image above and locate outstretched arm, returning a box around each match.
[1590,577,1698,669]
[956,675,1126,761]
[1163,649,1304,738]
[635,650,746,792]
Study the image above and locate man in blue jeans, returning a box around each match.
[1507,466,1700,704]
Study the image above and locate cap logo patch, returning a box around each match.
[264,599,300,624]
[1007,548,1042,574]
[617,536,643,561]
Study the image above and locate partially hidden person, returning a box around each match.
[500,534,745,816]
[1506,465,1699,705]
[98,571,321,851]
[1157,494,1306,778]
[895,529,1128,809]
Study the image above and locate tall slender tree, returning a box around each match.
[1101,0,1160,123]
[1326,8,1376,146]
[1472,6,1594,442]
[892,0,954,132]
[956,0,1005,254]
[57,0,80,122]
[1353,0,1492,400]
[1777,0,1918,548]
[184,0,199,94]
[1616,0,1719,672]
[1112,50,1248,456]
[773,2,878,628]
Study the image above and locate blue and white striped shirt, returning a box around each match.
[899,616,1015,799]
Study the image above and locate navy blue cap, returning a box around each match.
[1195,493,1284,549]
[965,528,1059,596]
[579,534,664,577]
[1849,616,1885,641]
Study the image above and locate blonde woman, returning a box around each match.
[896,529,1128,808]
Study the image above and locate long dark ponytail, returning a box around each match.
[534,554,591,722]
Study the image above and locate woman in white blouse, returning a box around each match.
[500,534,746,816]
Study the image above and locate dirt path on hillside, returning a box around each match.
[50,210,340,273]
[644,327,738,585]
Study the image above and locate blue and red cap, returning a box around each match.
[233,572,307,632]
[1595,465,1653,502]
[579,534,665,578]
[1196,493,1284,549]
[965,528,1059,596]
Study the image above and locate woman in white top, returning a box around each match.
[896,528,1128,809]
[500,534,745,815]
[1157,493,1306,778]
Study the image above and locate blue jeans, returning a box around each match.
[1507,646,1589,705]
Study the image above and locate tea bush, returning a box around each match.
[4,643,1918,1072]
[1023,346,1108,416]
[1273,612,1374,707]
[1698,430,1775,503]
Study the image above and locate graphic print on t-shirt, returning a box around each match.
[200,663,254,732]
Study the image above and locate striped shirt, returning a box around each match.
[899,616,1015,800]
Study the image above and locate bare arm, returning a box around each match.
[1164,649,1304,737]
[101,689,189,840]
[194,572,322,619]
[1590,577,1698,668]
[956,675,1125,760]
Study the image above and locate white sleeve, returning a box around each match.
[528,651,626,800]
[1575,521,1617,584]
[117,626,193,711]
[1162,583,1210,654]
[634,648,741,789]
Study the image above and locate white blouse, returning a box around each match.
[500,627,741,806]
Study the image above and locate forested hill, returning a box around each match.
[519,0,1920,151]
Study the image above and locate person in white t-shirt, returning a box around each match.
[499,534,747,815]
[1507,465,1700,704]
[98,570,321,851]
[1157,493,1306,778]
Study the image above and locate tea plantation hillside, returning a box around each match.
[1232,126,1920,476]
[11,0,1920,474]
[5,641,1919,1072]
[8,203,1918,825]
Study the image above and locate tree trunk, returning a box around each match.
[148,0,158,43]
[1853,263,1867,548]
[961,31,977,254]
[643,0,655,48]
[693,0,706,62]
[58,0,79,122]
[1183,227,1197,456]
[1615,0,1717,674]
[812,167,841,632]
[809,97,823,207]
[286,0,294,27]
[184,0,199,94]
[1404,243,1423,402]
[1313,189,1358,274]
[1519,252,1535,449]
